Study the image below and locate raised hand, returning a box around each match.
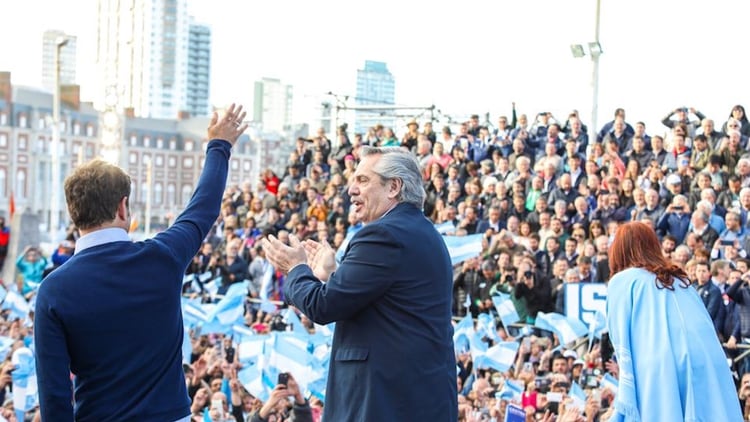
[207,103,248,146]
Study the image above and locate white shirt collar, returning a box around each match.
[75,227,131,254]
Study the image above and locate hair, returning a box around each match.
[609,222,689,290]
[64,159,131,230]
[360,146,426,208]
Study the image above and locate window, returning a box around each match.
[243,160,251,171]
[0,134,7,148]
[155,155,164,166]
[0,169,5,197]
[181,184,192,205]
[231,159,239,170]
[16,169,25,199]
[36,137,45,153]
[157,138,164,149]
[18,115,27,128]
[184,140,193,151]
[38,118,45,130]
[183,157,193,168]
[86,124,94,137]
[0,113,6,125]
[169,139,176,150]
[129,152,138,164]
[73,122,81,135]
[167,183,176,205]
[18,136,27,151]
[168,156,176,168]
[154,182,163,204]
[130,134,137,147]
[144,136,151,148]
[140,182,149,202]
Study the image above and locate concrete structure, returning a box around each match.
[0,75,258,240]
[41,30,77,92]
[186,20,211,117]
[354,60,395,134]
[253,77,293,134]
[95,0,206,120]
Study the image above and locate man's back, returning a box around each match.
[287,203,458,421]
[37,240,190,420]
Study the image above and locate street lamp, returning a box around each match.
[50,36,69,243]
[570,0,603,142]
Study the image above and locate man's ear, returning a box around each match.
[388,178,402,200]
[117,196,129,220]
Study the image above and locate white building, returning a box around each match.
[253,77,293,134]
[95,0,202,119]
[41,30,77,92]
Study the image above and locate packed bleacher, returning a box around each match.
[6,104,750,421]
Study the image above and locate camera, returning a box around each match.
[505,274,513,283]
[534,376,551,393]
[523,270,533,279]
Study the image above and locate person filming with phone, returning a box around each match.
[248,372,312,422]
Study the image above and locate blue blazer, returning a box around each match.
[285,203,458,421]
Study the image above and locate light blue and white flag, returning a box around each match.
[569,381,587,410]
[182,299,209,328]
[534,312,588,346]
[434,221,456,235]
[11,347,37,418]
[477,313,500,342]
[496,379,524,401]
[283,308,308,336]
[238,364,271,402]
[601,373,619,394]
[474,341,519,372]
[0,336,15,360]
[335,225,362,265]
[232,324,255,341]
[452,314,474,353]
[492,294,520,329]
[443,234,485,266]
[587,309,608,352]
[2,291,29,321]
[238,336,267,365]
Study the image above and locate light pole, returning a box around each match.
[144,156,152,236]
[50,36,69,243]
[590,0,602,141]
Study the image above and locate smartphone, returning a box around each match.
[277,372,288,386]
[720,240,734,246]
[225,346,235,363]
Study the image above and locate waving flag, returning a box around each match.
[434,221,456,235]
[534,312,588,346]
[443,234,484,265]
[474,341,520,372]
[477,313,500,342]
[11,347,37,419]
[3,291,29,321]
[283,308,308,335]
[492,293,520,329]
[496,379,524,401]
[452,314,474,353]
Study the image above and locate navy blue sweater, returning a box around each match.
[34,140,232,421]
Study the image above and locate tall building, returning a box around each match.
[186,19,211,117]
[355,60,395,134]
[41,30,77,92]
[95,0,207,119]
[253,77,293,134]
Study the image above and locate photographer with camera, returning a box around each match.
[453,257,493,317]
[249,372,312,422]
[513,258,553,324]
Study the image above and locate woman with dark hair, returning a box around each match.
[607,222,741,421]
[723,104,750,137]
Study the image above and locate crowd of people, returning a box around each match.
[5,104,750,421]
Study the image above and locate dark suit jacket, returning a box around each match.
[284,203,458,421]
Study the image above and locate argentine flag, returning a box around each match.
[474,341,520,372]
[11,347,37,418]
[492,293,520,329]
[443,234,484,266]
[534,312,588,346]
[496,379,524,401]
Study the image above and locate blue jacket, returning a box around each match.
[35,139,231,421]
[285,203,458,421]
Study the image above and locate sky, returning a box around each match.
[2,0,750,135]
